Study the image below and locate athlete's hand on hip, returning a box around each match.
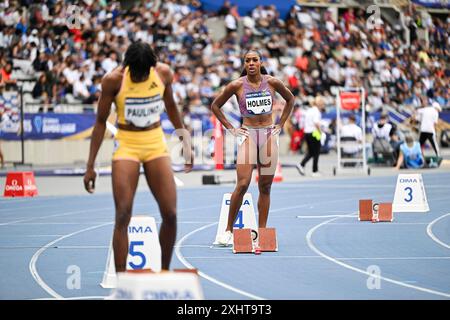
[83,168,97,193]
[230,127,249,137]
[272,124,282,136]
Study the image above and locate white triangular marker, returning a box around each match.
[108,271,204,300]
[392,174,429,212]
[101,215,162,288]
[213,193,257,245]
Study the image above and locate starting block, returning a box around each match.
[358,199,373,221]
[258,228,278,252]
[233,228,278,253]
[359,199,393,222]
[378,203,393,222]
[233,229,254,253]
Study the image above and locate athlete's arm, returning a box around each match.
[83,72,118,193]
[211,80,241,130]
[269,77,294,132]
[394,150,404,170]
[157,63,193,172]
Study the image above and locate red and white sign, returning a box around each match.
[3,172,38,197]
[340,92,361,110]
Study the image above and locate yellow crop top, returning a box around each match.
[115,66,166,127]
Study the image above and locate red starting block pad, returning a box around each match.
[233,229,254,253]
[358,199,373,221]
[378,203,393,222]
[3,172,38,197]
[258,228,278,252]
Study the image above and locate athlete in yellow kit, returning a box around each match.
[83,42,192,272]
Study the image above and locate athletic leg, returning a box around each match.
[226,135,256,232]
[257,131,278,228]
[111,160,140,272]
[143,156,177,270]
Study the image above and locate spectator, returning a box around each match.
[73,74,91,102]
[0,61,16,87]
[32,73,51,103]
[0,0,446,144]
[340,114,363,157]
[415,100,441,157]
[372,113,395,163]
[101,52,119,74]
[217,0,231,17]
[288,104,304,154]
[394,134,424,170]
[296,96,325,177]
[372,113,393,142]
[224,10,238,34]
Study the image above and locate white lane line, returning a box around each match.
[0,207,114,226]
[182,255,322,259]
[53,246,109,249]
[181,256,450,260]
[0,234,65,237]
[306,212,450,298]
[175,244,236,250]
[175,222,265,300]
[274,183,450,189]
[174,176,184,187]
[33,296,107,300]
[297,215,355,219]
[426,213,450,250]
[0,198,111,213]
[327,222,429,225]
[3,221,215,226]
[27,204,222,299]
[270,193,390,214]
[0,203,218,226]
[157,221,217,224]
[29,222,113,299]
[337,256,450,261]
[2,222,112,225]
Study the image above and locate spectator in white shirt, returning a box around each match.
[27,29,40,47]
[340,114,363,156]
[296,96,324,177]
[372,113,392,141]
[372,113,396,163]
[101,52,118,74]
[225,12,237,34]
[62,62,80,85]
[73,74,91,101]
[415,100,441,157]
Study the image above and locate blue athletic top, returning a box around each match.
[400,141,424,169]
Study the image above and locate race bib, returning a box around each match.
[125,95,164,127]
[245,91,272,115]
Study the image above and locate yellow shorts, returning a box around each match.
[112,127,169,163]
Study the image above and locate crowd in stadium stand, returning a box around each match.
[0,0,448,119]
